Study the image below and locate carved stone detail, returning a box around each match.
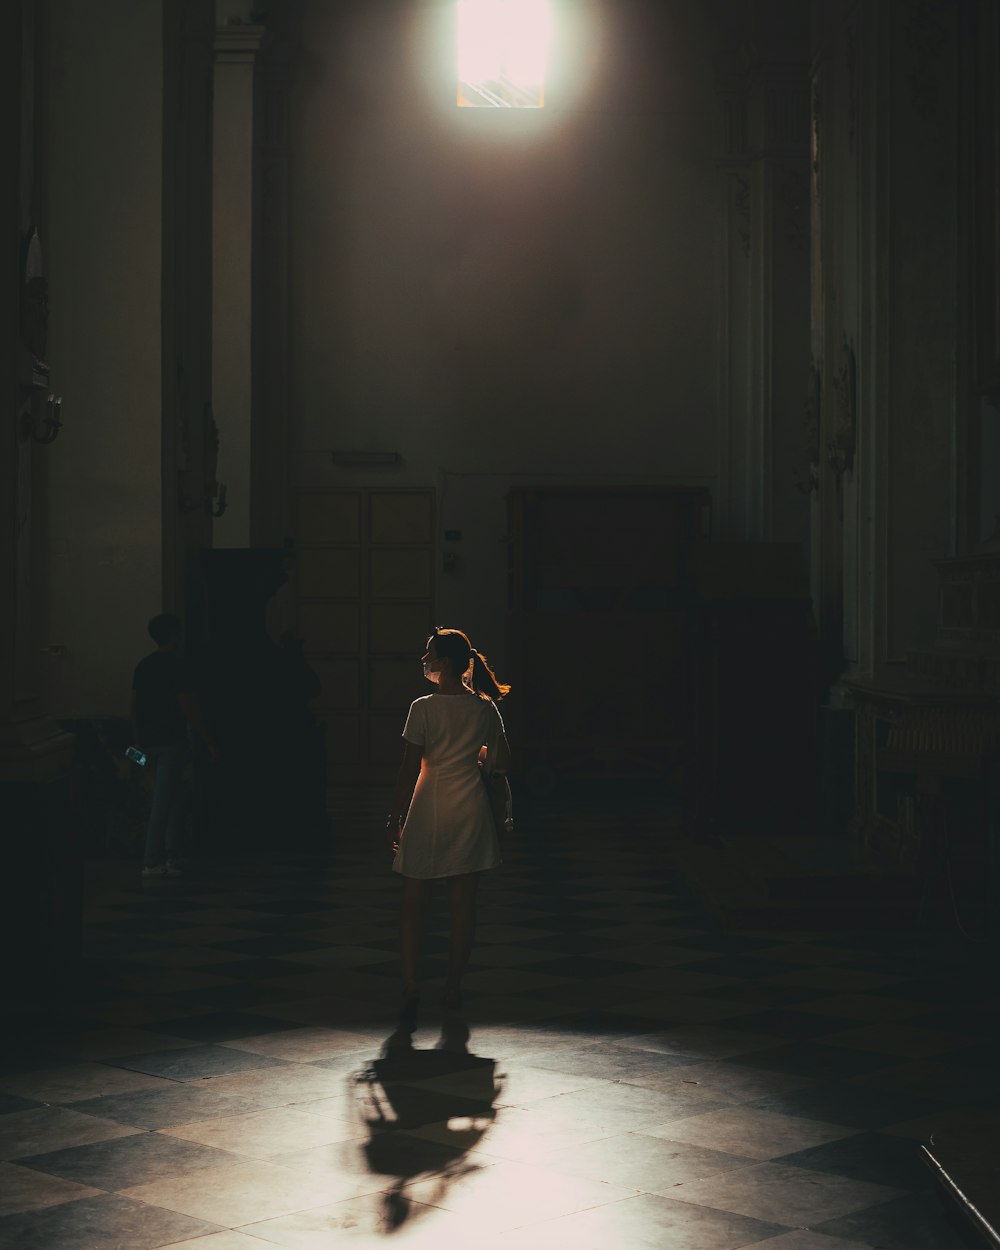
[723,96,748,159]
[731,173,750,259]
[764,85,809,153]
[810,75,822,196]
[827,336,858,475]
[777,167,808,253]
[797,359,822,495]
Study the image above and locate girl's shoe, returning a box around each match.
[142,864,169,878]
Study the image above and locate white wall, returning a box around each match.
[290,0,722,650]
[39,0,163,717]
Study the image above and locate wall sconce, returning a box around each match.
[22,393,64,444]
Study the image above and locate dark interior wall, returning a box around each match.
[290,0,723,487]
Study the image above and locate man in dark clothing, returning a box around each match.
[131,614,218,877]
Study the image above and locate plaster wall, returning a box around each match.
[290,0,722,646]
[38,0,163,717]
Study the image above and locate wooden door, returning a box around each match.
[295,489,434,784]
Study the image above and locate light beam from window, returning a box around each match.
[457,0,552,108]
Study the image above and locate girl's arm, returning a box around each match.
[386,741,423,849]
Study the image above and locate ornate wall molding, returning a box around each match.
[777,167,808,253]
[730,172,751,259]
[764,84,809,154]
[827,336,857,476]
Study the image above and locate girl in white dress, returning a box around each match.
[386,628,511,1014]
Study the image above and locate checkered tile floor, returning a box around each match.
[0,788,994,1249]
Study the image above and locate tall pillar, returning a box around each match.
[163,0,216,627]
[1,2,74,783]
[2,1,77,1002]
[813,0,962,678]
[212,15,264,547]
[716,5,811,548]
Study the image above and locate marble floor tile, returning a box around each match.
[113,1046,291,1082]
[615,1024,790,1060]
[158,1232,278,1250]
[239,1191,479,1249]
[669,1160,904,1225]
[645,1059,816,1103]
[480,1190,789,1250]
[119,1158,338,1227]
[812,1192,974,1250]
[417,1103,619,1163]
[66,1084,273,1130]
[539,1128,756,1193]
[160,1106,363,1158]
[740,1232,879,1250]
[773,1130,930,1193]
[0,1161,104,1215]
[217,1028,373,1064]
[0,1192,221,1250]
[0,1062,171,1105]
[269,1135,453,1193]
[646,1106,856,1161]
[6,796,998,1248]
[0,1106,143,1160]
[16,1130,240,1190]
[193,1063,358,1107]
[402,1154,637,1232]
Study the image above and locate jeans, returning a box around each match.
[143,743,191,867]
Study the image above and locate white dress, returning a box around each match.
[392,692,506,880]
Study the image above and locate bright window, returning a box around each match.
[457,0,552,108]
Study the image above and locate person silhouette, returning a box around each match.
[385,628,511,1016]
[130,614,218,877]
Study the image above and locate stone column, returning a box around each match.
[212,16,264,547]
[716,6,811,548]
[2,1,77,1003]
[1,2,74,784]
[816,0,962,676]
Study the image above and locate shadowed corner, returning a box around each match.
[353,1013,504,1233]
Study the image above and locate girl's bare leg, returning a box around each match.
[444,873,480,1005]
[400,877,433,1000]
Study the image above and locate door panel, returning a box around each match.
[297,548,361,598]
[298,492,361,543]
[370,548,432,600]
[299,602,360,654]
[296,488,434,784]
[369,602,434,653]
[370,492,433,544]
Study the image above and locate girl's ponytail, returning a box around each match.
[470,650,511,702]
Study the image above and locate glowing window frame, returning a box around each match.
[457,0,552,108]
